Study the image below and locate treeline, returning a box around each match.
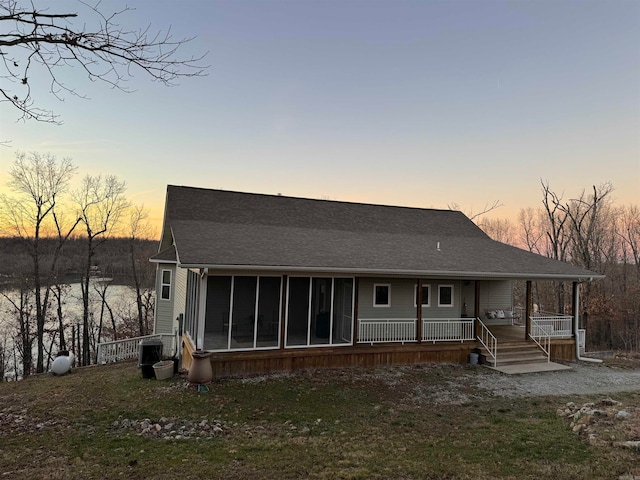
[479,181,640,353]
[0,236,159,284]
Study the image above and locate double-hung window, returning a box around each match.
[438,284,454,307]
[161,270,172,300]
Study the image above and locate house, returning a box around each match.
[151,185,602,377]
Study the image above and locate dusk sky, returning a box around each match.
[1,0,638,231]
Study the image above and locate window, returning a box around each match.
[373,284,391,307]
[414,284,431,307]
[438,284,454,307]
[161,270,172,300]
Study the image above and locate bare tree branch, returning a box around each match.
[0,0,208,123]
[448,199,504,224]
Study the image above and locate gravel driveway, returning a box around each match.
[470,362,640,398]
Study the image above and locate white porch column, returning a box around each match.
[196,273,208,350]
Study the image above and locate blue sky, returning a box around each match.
[1,0,638,228]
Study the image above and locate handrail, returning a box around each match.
[476,318,497,364]
[97,334,175,364]
[529,317,551,362]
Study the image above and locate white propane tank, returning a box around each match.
[51,356,71,375]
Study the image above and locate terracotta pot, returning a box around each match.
[187,350,213,384]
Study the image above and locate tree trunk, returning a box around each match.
[82,237,93,366]
[130,240,146,336]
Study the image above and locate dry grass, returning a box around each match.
[0,360,639,479]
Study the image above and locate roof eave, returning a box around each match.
[149,258,178,265]
[176,263,603,281]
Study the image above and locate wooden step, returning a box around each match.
[478,341,549,368]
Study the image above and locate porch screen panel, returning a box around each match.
[286,277,310,346]
[310,278,332,345]
[332,278,353,344]
[204,276,232,350]
[231,276,257,349]
[257,277,281,348]
[184,270,199,341]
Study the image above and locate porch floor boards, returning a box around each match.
[486,324,528,342]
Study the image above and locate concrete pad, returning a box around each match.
[489,362,573,375]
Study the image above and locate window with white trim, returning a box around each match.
[438,284,454,307]
[161,270,172,300]
[373,284,391,307]
[414,284,431,307]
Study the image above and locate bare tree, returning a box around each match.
[540,180,572,264]
[617,204,640,283]
[560,183,614,271]
[72,174,129,366]
[50,282,70,352]
[518,207,544,255]
[538,180,574,314]
[448,200,503,225]
[92,277,115,363]
[0,279,35,377]
[127,204,155,336]
[479,217,515,244]
[0,0,207,123]
[0,152,78,372]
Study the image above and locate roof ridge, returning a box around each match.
[166,184,460,215]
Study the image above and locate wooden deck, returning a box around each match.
[182,326,577,379]
[487,325,529,342]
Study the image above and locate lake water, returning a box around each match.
[0,280,147,379]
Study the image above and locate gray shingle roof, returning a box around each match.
[157,185,601,280]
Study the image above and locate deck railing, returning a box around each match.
[422,318,475,343]
[96,334,175,364]
[513,308,574,338]
[529,318,551,362]
[477,318,497,364]
[358,319,417,344]
[530,313,573,338]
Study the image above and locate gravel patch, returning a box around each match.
[470,362,640,398]
[371,361,640,406]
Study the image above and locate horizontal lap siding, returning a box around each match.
[358,278,416,319]
[422,281,462,319]
[356,278,466,320]
[172,267,188,327]
[154,264,176,335]
[478,280,512,313]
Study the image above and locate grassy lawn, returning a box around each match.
[1,361,638,479]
